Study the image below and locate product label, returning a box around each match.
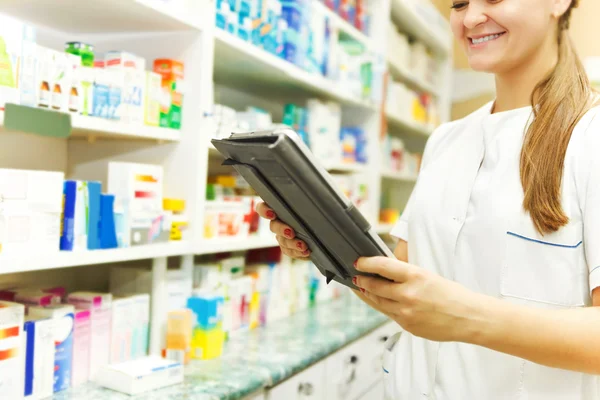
[39,88,50,107]
[53,313,74,392]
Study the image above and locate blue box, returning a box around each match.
[99,194,118,249]
[187,295,224,330]
[60,180,76,251]
[87,181,102,250]
[53,313,74,392]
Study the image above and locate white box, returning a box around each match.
[0,301,25,400]
[95,356,183,395]
[23,317,55,400]
[130,294,150,360]
[0,15,23,109]
[107,162,167,247]
[0,169,63,255]
[66,292,112,380]
[110,296,133,365]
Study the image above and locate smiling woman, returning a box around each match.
[258,0,600,399]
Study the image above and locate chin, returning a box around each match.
[467,58,503,74]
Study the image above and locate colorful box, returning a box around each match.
[23,317,55,399]
[191,326,224,360]
[66,292,112,380]
[187,295,224,330]
[0,301,25,400]
[107,162,168,247]
[0,15,23,110]
[165,309,192,365]
[92,67,109,118]
[153,59,184,129]
[71,310,91,387]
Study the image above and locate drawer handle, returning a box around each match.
[379,335,389,343]
[298,382,314,396]
[349,355,359,364]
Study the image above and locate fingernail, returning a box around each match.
[353,260,358,268]
[360,288,366,293]
[266,211,275,219]
[296,242,303,250]
[352,277,358,285]
[284,229,293,238]
[303,250,310,256]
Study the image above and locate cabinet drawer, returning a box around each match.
[267,360,326,400]
[364,321,401,379]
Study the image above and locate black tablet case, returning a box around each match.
[211,128,394,289]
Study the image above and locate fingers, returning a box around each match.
[351,289,394,319]
[277,235,311,258]
[355,256,411,283]
[270,219,295,239]
[358,290,401,317]
[354,276,398,301]
[256,202,277,220]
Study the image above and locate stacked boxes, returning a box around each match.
[187,295,225,360]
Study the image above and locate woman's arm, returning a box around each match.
[354,257,600,375]
[466,289,600,375]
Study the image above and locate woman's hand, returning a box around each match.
[255,202,312,260]
[354,256,484,343]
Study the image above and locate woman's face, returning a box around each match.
[450,0,565,74]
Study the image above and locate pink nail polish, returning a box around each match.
[303,250,310,256]
[266,211,275,219]
[296,242,303,250]
[284,229,293,238]
[352,277,358,285]
[360,288,366,293]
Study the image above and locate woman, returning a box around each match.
[258,0,600,398]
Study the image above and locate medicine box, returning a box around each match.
[153,58,184,129]
[107,162,169,247]
[110,297,133,365]
[0,169,64,255]
[71,309,91,387]
[23,317,55,400]
[144,71,161,126]
[95,356,183,395]
[0,15,23,110]
[67,292,112,380]
[0,301,25,400]
[28,305,75,393]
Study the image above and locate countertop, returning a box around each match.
[53,295,391,400]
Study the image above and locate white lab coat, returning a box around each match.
[384,102,600,400]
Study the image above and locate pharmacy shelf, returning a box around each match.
[386,111,433,137]
[381,169,418,182]
[375,223,395,234]
[312,1,374,51]
[390,0,451,57]
[388,59,439,97]
[0,241,191,275]
[0,111,182,142]
[71,115,182,142]
[196,236,279,255]
[0,0,201,33]
[325,162,368,174]
[213,29,378,110]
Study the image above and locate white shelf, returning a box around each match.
[0,111,181,142]
[381,169,418,182]
[71,115,182,142]
[312,1,374,51]
[0,0,201,33]
[386,111,433,137]
[375,223,395,234]
[0,241,191,275]
[390,0,451,57]
[213,29,378,110]
[388,59,439,97]
[196,236,279,254]
[325,162,368,174]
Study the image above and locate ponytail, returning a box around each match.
[520,5,597,234]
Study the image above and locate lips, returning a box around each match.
[468,32,506,45]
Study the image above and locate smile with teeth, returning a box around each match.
[470,32,505,44]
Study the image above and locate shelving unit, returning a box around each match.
[0,0,203,33]
[386,110,433,136]
[375,223,395,234]
[0,0,451,362]
[213,29,377,110]
[381,169,418,182]
[388,58,439,97]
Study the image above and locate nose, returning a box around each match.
[463,3,488,29]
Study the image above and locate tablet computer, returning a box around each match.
[211,127,394,289]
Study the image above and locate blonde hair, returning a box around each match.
[521,0,597,234]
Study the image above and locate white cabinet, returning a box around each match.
[267,360,327,400]
[359,381,385,400]
[264,321,399,400]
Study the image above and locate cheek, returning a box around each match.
[449,15,464,42]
